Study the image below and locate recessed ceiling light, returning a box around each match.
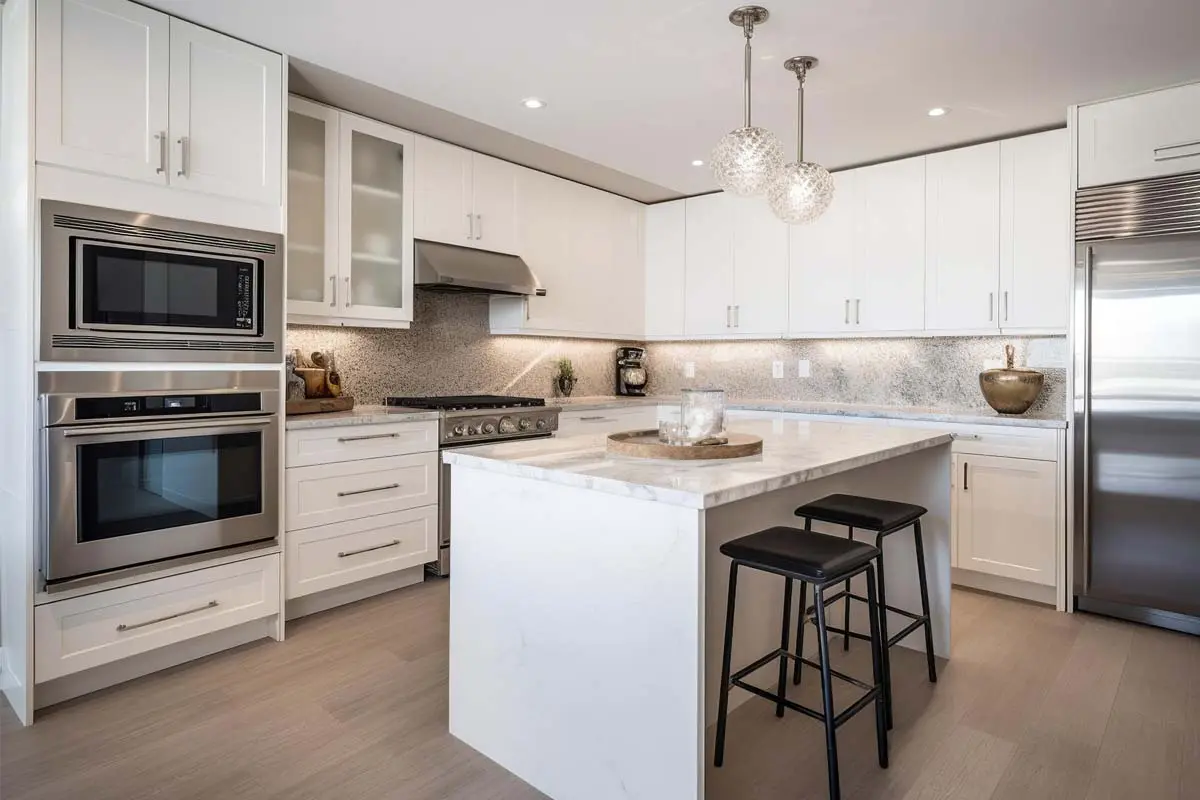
[521,97,546,109]
[927,107,949,117]
[692,159,705,166]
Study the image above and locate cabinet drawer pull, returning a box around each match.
[154,131,166,174]
[844,299,850,325]
[337,433,400,443]
[475,214,483,240]
[578,415,609,421]
[1003,290,1009,321]
[338,540,401,559]
[855,298,861,325]
[175,136,189,177]
[1153,139,1200,162]
[963,461,969,491]
[466,213,474,240]
[344,276,351,308]
[337,483,400,498]
[988,292,994,322]
[329,275,337,307]
[116,600,218,632]
[954,433,982,441]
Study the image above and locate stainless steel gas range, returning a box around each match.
[385,395,560,576]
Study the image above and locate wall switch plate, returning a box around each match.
[772,361,784,379]
[684,361,695,378]
[797,359,811,378]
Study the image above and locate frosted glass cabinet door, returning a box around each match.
[337,114,415,324]
[286,97,339,317]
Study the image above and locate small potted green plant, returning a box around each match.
[554,357,577,398]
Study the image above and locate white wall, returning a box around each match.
[0,0,36,725]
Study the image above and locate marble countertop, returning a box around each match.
[443,419,953,509]
[285,405,441,429]
[551,395,1066,429]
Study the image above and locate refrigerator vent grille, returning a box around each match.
[1076,172,1200,241]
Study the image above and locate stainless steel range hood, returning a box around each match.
[414,240,543,296]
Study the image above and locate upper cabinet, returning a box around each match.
[1000,129,1070,331]
[1077,82,1200,188]
[286,98,415,328]
[682,194,734,336]
[788,170,857,335]
[35,0,282,206]
[643,201,686,338]
[925,143,1001,331]
[413,136,518,255]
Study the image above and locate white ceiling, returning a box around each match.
[149,0,1200,202]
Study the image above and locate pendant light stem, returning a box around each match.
[797,77,805,161]
[742,21,754,127]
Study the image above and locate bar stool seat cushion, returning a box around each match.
[719,527,880,582]
[795,494,927,532]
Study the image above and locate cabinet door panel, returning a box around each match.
[856,157,926,332]
[286,97,340,317]
[644,201,686,338]
[470,154,519,255]
[413,136,473,246]
[956,454,1057,586]
[168,18,282,205]
[733,199,789,335]
[788,170,856,335]
[512,170,572,330]
[1077,83,1200,188]
[1000,130,1070,330]
[683,194,734,336]
[36,0,170,183]
[925,143,1000,330]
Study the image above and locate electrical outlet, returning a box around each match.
[797,359,811,378]
[772,361,784,379]
[684,361,695,378]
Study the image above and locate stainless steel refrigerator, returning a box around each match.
[1074,172,1200,635]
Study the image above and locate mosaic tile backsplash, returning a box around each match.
[288,290,1067,415]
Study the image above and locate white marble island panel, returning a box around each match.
[446,420,953,800]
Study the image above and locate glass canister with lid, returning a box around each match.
[680,388,726,443]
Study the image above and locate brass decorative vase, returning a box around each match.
[979,344,1044,415]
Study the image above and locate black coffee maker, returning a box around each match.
[615,347,648,396]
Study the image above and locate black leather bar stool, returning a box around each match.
[714,526,889,800]
[792,494,938,729]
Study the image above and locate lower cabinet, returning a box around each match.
[557,406,658,437]
[952,453,1057,587]
[35,554,280,682]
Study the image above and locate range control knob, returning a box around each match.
[536,418,548,430]
[452,424,466,437]
[498,417,518,434]
[482,422,497,435]
[467,425,479,436]
[518,418,532,431]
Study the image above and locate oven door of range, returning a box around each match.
[43,415,280,583]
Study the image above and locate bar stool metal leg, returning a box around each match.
[874,538,894,731]
[714,561,739,768]
[813,584,841,800]
[776,577,793,718]
[792,580,808,686]
[843,527,854,651]
[912,520,938,684]
[864,563,889,769]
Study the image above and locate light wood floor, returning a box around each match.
[2,581,1197,799]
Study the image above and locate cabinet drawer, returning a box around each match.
[286,507,436,599]
[286,421,438,467]
[35,554,280,682]
[886,419,1058,461]
[558,407,658,437]
[285,452,437,531]
[1078,83,1200,188]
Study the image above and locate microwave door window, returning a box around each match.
[78,432,262,542]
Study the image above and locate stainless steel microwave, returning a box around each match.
[40,200,283,363]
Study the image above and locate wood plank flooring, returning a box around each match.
[2,581,1197,799]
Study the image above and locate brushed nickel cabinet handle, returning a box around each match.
[578,415,611,421]
[963,461,969,492]
[337,483,399,498]
[154,132,166,174]
[337,432,399,443]
[989,292,994,322]
[855,299,861,325]
[175,136,188,177]
[734,305,740,328]
[338,540,401,559]
[726,305,732,328]
[1003,290,1009,321]
[344,276,351,307]
[475,214,483,240]
[117,600,218,632]
[466,213,473,240]
[1153,139,1200,162]
[329,275,337,307]
[844,299,850,325]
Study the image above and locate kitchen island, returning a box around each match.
[445,419,954,800]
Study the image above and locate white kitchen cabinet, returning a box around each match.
[167,18,282,205]
[731,198,789,335]
[285,452,439,531]
[35,0,170,184]
[1076,81,1200,188]
[788,170,857,335]
[643,200,686,338]
[683,193,734,336]
[286,99,416,328]
[557,406,659,437]
[953,453,1057,587]
[1000,129,1070,331]
[413,135,518,255]
[35,0,282,205]
[925,143,1000,331]
[855,156,926,332]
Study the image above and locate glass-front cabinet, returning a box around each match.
[286,96,415,327]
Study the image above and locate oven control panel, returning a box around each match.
[440,409,559,445]
[69,392,261,422]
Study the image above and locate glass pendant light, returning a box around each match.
[711,6,784,197]
[768,56,835,224]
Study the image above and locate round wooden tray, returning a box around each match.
[606,429,764,460]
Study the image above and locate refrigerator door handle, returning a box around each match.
[1074,245,1094,593]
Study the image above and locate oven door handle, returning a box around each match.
[59,416,275,438]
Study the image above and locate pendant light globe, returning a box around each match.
[770,55,834,224]
[712,126,785,197]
